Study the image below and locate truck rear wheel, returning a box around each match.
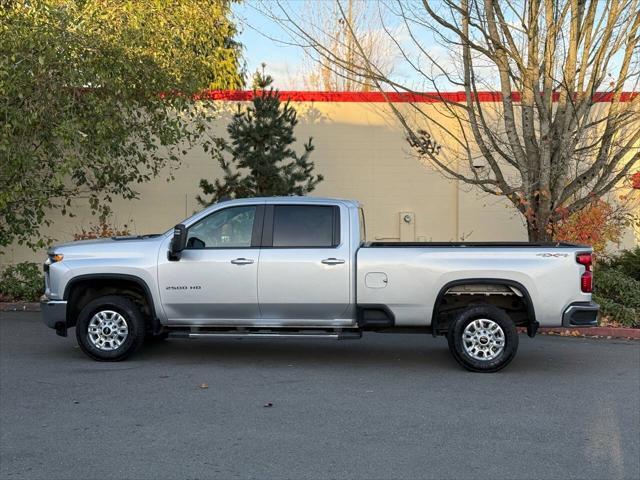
[447,305,518,372]
[75,295,145,361]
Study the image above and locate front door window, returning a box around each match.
[186,206,256,249]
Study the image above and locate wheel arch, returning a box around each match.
[431,278,536,337]
[63,274,160,333]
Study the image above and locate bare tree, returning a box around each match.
[305,0,399,91]
[263,0,640,241]
[257,0,397,92]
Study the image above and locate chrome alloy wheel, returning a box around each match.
[87,310,129,351]
[462,318,505,361]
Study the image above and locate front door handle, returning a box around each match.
[231,258,254,265]
[321,258,345,265]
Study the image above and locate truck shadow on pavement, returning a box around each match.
[136,336,457,370]
[36,335,617,376]
[110,333,573,374]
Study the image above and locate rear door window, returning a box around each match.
[272,205,339,247]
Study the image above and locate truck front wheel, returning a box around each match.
[447,305,518,372]
[75,295,146,361]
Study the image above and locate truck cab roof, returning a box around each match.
[215,196,361,207]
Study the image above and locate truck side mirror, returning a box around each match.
[169,224,187,260]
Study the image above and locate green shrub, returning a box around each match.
[594,265,639,328]
[0,262,44,302]
[601,246,640,281]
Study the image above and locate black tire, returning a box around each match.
[75,295,146,361]
[447,304,519,373]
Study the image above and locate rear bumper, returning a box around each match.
[41,300,68,336]
[562,301,599,327]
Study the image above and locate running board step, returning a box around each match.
[168,330,362,340]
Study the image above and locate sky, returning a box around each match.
[234,2,311,89]
[232,0,637,92]
[233,0,450,91]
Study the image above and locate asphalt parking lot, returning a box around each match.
[1,312,639,480]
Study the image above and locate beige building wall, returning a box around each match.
[1,99,637,266]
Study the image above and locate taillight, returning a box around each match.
[576,252,593,293]
[576,253,592,267]
[581,271,593,293]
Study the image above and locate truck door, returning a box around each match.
[157,204,264,325]
[257,204,352,324]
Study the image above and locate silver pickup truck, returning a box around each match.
[42,196,598,372]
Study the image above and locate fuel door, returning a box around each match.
[365,272,388,289]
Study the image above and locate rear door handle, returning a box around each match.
[321,258,345,265]
[231,258,254,265]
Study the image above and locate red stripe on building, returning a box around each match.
[200,90,637,103]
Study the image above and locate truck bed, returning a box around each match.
[357,242,591,328]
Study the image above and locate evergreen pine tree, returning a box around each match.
[198,67,323,206]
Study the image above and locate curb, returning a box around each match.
[1,303,638,339]
[538,326,640,339]
[518,326,640,339]
[0,302,41,312]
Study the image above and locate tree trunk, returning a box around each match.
[527,221,553,243]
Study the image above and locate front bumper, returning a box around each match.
[562,301,599,327]
[41,300,68,336]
